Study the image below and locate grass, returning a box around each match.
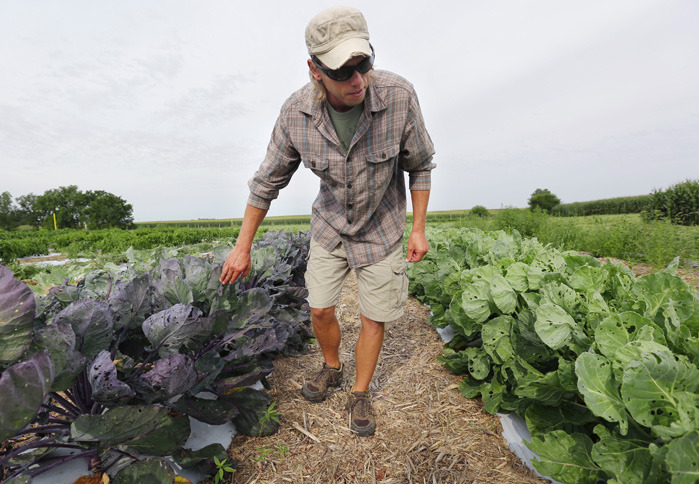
[130,209,699,270]
[449,210,699,269]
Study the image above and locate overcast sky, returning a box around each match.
[2,0,698,222]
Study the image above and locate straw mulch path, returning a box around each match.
[226,271,546,484]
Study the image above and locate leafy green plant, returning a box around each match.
[275,442,290,457]
[492,207,549,237]
[209,456,236,483]
[0,231,311,481]
[244,400,282,439]
[408,227,699,484]
[252,441,289,464]
[0,226,241,263]
[643,178,699,226]
[261,401,281,428]
[249,401,286,464]
[252,445,275,463]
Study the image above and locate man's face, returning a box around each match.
[308,55,370,112]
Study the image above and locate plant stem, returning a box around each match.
[28,449,97,479]
[73,371,95,413]
[11,425,69,437]
[48,417,71,425]
[41,402,75,419]
[0,439,85,467]
[49,392,82,417]
[63,387,87,413]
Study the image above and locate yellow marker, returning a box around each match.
[53,212,57,230]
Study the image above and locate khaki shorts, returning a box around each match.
[304,238,409,322]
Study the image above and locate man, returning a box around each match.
[219,6,435,437]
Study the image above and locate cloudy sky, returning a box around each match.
[2,0,698,222]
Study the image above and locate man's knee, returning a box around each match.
[360,315,385,335]
[311,306,336,324]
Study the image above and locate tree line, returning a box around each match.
[540,179,698,226]
[0,185,134,231]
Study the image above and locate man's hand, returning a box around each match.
[219,204,268,284]
[405,230,429,263]
[219,246,252,284]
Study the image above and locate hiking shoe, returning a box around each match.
[347,391,376,436]
[301,362,343,402]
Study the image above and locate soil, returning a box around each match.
[225,272,545,484]
[17,253,67,264]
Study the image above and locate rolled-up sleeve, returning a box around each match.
[247,110,301,210]
[399,93,436,191]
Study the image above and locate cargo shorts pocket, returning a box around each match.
[391,258,409,309]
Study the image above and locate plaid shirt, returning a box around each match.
[248,70,436,268]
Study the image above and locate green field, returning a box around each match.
[135,213,313,229]
[452,211,699,268]
[3,210,698,274]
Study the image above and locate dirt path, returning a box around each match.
[226,272,545,483]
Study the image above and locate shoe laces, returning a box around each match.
[350,392,370,417]
[316,363,340,385]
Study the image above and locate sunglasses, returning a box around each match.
[312,45,375,81]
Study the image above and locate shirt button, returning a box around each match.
[348,203,353,209]
[347,183,352,189]
[311,161,316,168]
[348,219,352,224]
[381,153,387,160]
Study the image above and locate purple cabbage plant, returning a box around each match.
[0,230,311,482]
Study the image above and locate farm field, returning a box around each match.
[4,211,696,289]
[24,210,696,279]
[1,216,698,483]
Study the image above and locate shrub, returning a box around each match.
[528,188,561,214]
[643,179,699,226]
[492,208,549,237]
[470,205,490,218]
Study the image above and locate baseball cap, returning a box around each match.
[305,6,372,70]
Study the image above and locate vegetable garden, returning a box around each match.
[408,227,698,483]
[1,221,698,483]
[0,231,311,482]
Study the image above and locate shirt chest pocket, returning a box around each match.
[302,157,329,179]
[365,143,400,183]
[366,143,400,164]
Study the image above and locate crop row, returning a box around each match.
[551,195,652,217]
[0,227,241,262]
[407,227,698,484]
[136,217,312,229]
[0,230,311,482]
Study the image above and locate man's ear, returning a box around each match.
[307,59,323,81]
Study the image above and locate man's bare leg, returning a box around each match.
[310,306,341,368]
[352,314,385,392]
[301,306,344,402]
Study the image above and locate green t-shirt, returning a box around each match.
[327,103,363,154]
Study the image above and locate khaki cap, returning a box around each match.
[305,6,372,70]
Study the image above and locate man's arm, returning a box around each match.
[219,204,268,284]
[406,189,430,263]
